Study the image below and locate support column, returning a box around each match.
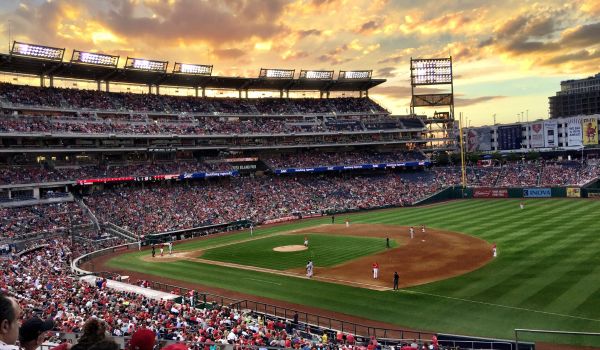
[202,87,206,97]
[105,81,110,92]
[97,80,102,91]
[238,90,242,98]
[156,85,160,95]
[148,84,152,94]
[245,90,248,98]
[195,87,199,97]
[40,75,45,87]
[49,76,54,88]
[280,90,283,98]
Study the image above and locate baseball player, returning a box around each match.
[372,262,379,279]
[345,218,350,228]
[304,236,309,247]
[168,241,173,255]
[409,226,414,239]
[160,244,164,257]
[306,260,314,278]
[250,225,254,236]
[421,225,426,234]
[520,202,525,210]
[492,243,497,257]
[393,271,399,290]
[151,244,155,258]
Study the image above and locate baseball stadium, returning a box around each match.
[1,3,600,350]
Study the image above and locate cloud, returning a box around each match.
[297,29,322,38]
[542,49,600,65]
[101,0,291,45]
[357,20,380,33]
[375,67,397,78]
[455,96,506,107]
[213,48,246,60]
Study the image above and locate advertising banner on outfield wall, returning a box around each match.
[523,188,551,198]
[567,122,583,147]
[473,188,508,198]
[530,122,544,148]
[582,117,598,145]
[543,121,558,148]
[567,187,581,198]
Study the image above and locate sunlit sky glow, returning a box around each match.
[1,0,599,126]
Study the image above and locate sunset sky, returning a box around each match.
[1,0,599,126]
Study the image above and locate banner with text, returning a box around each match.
[543,121,558,148]
[523,188,551,198]
[529,122,544,148]
[582,117,598,145]
[567,122,583,147]
[473,188,508,198]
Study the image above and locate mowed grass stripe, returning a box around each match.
[107,199,600,344]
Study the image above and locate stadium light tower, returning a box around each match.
[173,62,213,75]
[71,50,119,67]
[11,41,64,61]
[410,57,455,152]
[258,68,295,79]
[125,57,168,73]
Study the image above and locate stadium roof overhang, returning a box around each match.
[0,54,385,92]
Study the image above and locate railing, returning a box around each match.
[229,299,433,342]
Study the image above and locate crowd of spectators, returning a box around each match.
[496,164,541,187]
[0,115,404,136]
[0,161,233,186]
[84,173,441,235]
[264,151,425,169]
[540,162,600,186]
[1,234,433,350]
[0,83,386,115]
[0,202,90,240]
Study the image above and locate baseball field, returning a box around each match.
[100,199,600,346]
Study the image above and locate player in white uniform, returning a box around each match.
[409,227,414,239]
[520,202,524,210]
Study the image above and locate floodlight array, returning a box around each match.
[71,50,119,67]
[125,57,168,72]
[411,58,452,85]
[299,70,334,80]
[259,68,295,79]
[173,62,212,75]
[339,70,372,80]
[11,41,64,61]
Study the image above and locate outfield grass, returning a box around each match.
[199,234,395,270]
[107,199,600,345]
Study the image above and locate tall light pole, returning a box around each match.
[526,109,529,122]
[493,113,496,125]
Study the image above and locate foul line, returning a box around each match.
[397,289,600,322]
[243,278,282,286]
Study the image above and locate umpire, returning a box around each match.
[393,272,399,290]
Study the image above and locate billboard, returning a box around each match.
[566,188,581,198]
[478,127,492,151]
[582,117,598,145]
[523,188,551,198]
[529,122,544,148]
[473,188,508,198]
[567,122,583,147]
[543,121,558,148]
[466,129,479,152]
[497,125,523,150]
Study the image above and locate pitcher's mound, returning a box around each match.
[273,245,307,252]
